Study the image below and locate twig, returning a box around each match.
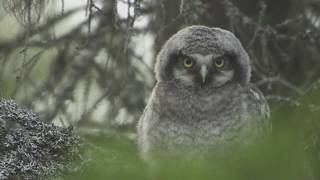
[247,0,266,48]
[256,76,304,95]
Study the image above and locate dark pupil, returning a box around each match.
[216,60,223,65]
[185,59,192,65]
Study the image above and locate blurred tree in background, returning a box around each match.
[0,0,320,179]
[0,0,319,129]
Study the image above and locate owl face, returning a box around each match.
[171,51,236,87]
[155,26,251,88]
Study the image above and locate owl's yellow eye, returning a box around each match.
[214,59,225,68]
[183,58,194,68]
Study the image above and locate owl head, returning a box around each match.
[155,25,251,88]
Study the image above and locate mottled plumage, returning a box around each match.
[138,25,270,159]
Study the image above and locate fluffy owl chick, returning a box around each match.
[138,25,270,159]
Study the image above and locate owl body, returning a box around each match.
[138,80,268,156]
[138,26,270,159]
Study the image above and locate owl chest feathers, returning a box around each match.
[147,82,256,148]
[154,81,247,123]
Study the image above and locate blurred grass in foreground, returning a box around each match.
[63,84,320,180]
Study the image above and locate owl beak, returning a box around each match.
[200,65,208,83]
